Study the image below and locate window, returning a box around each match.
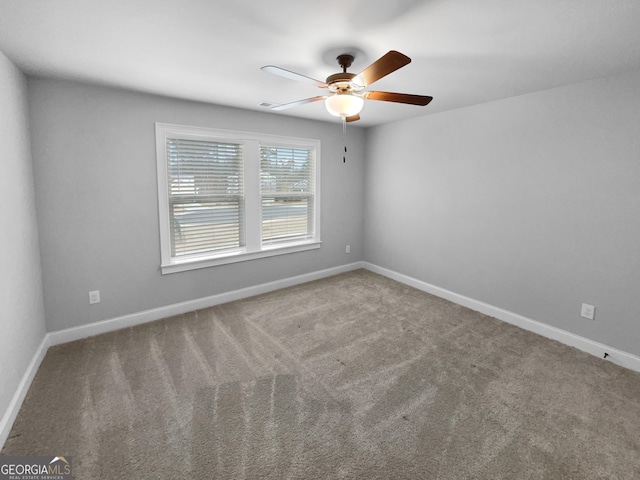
[260,145,315,246]
[156,124,321,274]
[167,138,245,257]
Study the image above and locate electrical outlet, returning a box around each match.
[581,303,595,320]
[346,245,351,254]
[89,290,101,305]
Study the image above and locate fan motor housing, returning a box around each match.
[327,73,365,94]
[326,72,356,83]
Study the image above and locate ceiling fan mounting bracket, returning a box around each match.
[336,54,355,72]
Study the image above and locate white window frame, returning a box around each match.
[156,123,321,274]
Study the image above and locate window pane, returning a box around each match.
[171,200,243,256]
[260,146,314,245]
[167,138,244,256]
[261,196,313,245]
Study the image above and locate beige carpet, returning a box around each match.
[3,269,640,479]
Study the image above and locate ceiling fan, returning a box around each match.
[261,50,433,122]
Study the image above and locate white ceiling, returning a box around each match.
[1,0,640,127]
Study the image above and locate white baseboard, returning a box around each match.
[48,262,365,346]
[0,334,50,450]
[363,262,640,374]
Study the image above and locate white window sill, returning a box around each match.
[161,240,322,274]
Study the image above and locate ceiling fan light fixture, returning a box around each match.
[325,93,364,118]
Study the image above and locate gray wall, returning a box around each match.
[18,68,640,356]
[0,53,46,422]
[28,78,365,332]
[364,68,640,356]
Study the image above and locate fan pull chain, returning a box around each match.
[342,117,347,163]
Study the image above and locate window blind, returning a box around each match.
[260,145,314,245]
[167,138,244,257]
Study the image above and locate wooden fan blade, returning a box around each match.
[363,91,433,106]
[345,114,360,122]
[354,51,411,87]
[270,96,327,111]
[261,66,327,88]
